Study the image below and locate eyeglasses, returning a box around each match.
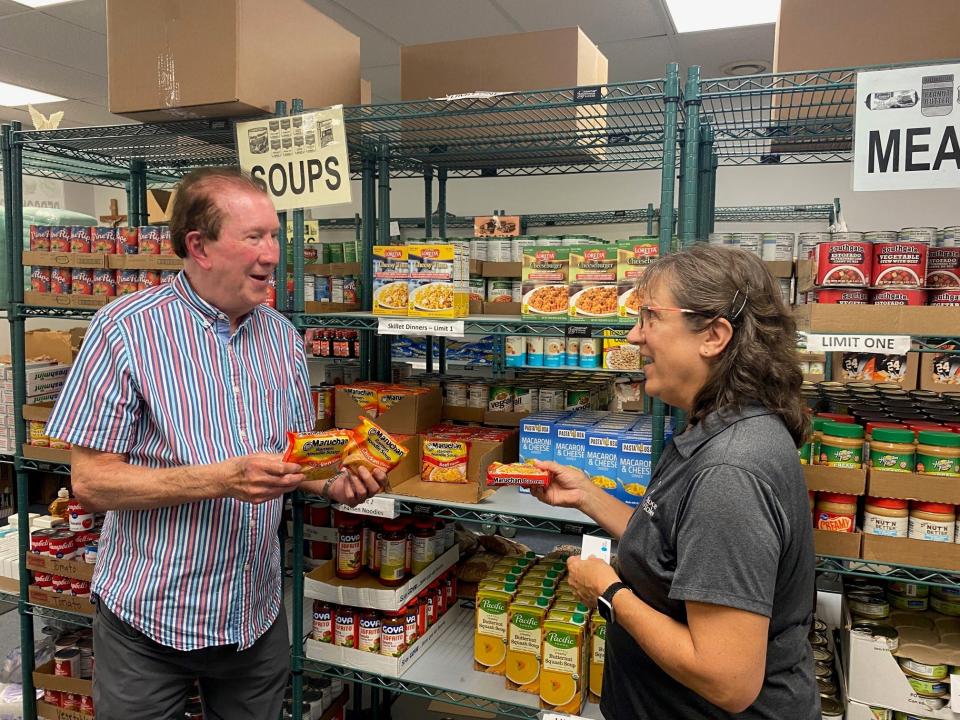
[636,304,713,329]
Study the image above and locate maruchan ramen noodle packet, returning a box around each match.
[283,417,408,482]
[422,435,470,483]
[284,429,354,480]
[486,462,551,488]
[341,416,409,475]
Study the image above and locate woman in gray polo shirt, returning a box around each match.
[533,244,819,719]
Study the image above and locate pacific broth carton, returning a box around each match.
[506,596,551,694]
[539,612,588,714]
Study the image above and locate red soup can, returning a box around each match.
[48,530,76,560]
[138,226,162,255]
[872,241,927,288]
[31,528,56,554]
[54,647,80,676]
[30,267,51,293]
[29,225,50,251]
[138,270,161,290]
[870,289,928,305]
[91,226,117,254]
[70,579,91,598]
[71,269,93,295]
[49,226,71,252]
[815,241,872,286]
[69,226,91,254]
[927,247,960,289]
[60,692,79,711]
[43,688,60,707]
[50,267,72,294]
[51,575,72,594]
[815,288,868,304]
[930,289,960,306]
[116,227,139,254]
[117,270,139,295]
[79,695,94,714]
[33,572,53,589]
[92,269,117,296]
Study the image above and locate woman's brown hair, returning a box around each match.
[636,244,808,447]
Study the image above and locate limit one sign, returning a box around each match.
[854,63,960,191]
[235,108,352,211]
[806,334,911,355]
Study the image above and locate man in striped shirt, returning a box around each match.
[45,168,386,720]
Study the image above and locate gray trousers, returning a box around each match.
[92,596,289,720]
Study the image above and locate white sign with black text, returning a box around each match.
[235,108,352,211]
[806,334,912,355]
[854,63,960,191]
[377,318,466,338]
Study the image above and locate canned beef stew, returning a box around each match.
[815,241,872,286]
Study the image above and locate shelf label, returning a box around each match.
[389,221,400,237]
[377,318,465,338]
[334,495,398,519]
[565,325,593,338]
[806,334,911,354]
[574,86,602,103]
[541,713,592,720]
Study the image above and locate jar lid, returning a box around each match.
[822,421,864,439]
[872,427,916,444]
[918,430,960,448]
[913,502,955,515]
[816,413,856,424]
[818,492,858,504]
[866,496,908,510]
[812,418,829,432]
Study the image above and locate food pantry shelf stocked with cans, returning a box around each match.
[467,235,608,263]
[504,334,642,371]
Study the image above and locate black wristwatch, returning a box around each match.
[598,581,630,624]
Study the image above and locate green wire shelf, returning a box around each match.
[294,312,636,336]
[18,458,71,476]
[816,555,960,591]
[24,603,92,627]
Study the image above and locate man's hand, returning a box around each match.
[325,465,388,506]
[222,453,305,504]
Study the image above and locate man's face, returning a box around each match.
[202,188,280,317]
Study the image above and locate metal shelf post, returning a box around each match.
[275,101,289,314]
[360,150,376,382]
[679,66,701,247]
[377,139,392,382]
[292,99,305,315]
[423,165,434,238]
[696,120,714,239]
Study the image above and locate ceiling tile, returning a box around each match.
[600,35,676,83]
[0,10,106,76]
[325,0,519,46]
[42,0,106,35]
[494,0,668,43]
[0,46,105,99]
[676,24,775,79]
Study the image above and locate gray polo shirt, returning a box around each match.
[601,404,819,720]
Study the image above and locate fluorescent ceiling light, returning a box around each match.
[0,81,65,106]
[13,0,79,7]
[665,0,780,33]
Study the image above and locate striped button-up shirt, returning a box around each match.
[45,272,314,650]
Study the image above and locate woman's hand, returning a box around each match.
[566,555,621,609]
[326,465,388,506]
[530,460,594,510]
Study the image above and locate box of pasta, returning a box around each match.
[372,246,409,316]
[408,244,460,318]
[521,246,572,320]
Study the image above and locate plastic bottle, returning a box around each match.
[48,488,70,522]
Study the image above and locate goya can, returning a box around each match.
[50,267,72,294]
[30,267,51,293]
[49,226,71,252]
[815,240,872,286]
[116,227,139,254]
[871,242,927,288]
[92,269,116,296]
[870,289,927,305]
[138,226,162,254]
[90,226,117,254]
[71,269,93,295]
[69,226,91,253]
[815,288,868,304]
[29,225,50,251]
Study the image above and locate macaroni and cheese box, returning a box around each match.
[584,427,621,503]
[568,246,618,321]
[615,431,654,505]
[408,244,461,318]
[552,417,597,471]
[373,246,409,316]
[617,238,658,318]
[521,247,572,320]
[518,412,570,464]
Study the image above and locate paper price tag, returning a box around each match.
[806,334,911,354]
[581,534,611,563]
[334,495,398,519]
[377,318,466,338]
[389,221,400,237]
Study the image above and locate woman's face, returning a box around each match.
[626,280,715,412]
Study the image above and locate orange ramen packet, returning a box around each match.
[283,429,354,480]
[341,416,408,481]
[486,461,551,488]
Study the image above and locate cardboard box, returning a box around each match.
[795,305,960,336]
[920,350,960,392]
[26,329,85,364]
[22,444,71,465]
[33,660,92,696]
[304,302,361,314]
[802,465,866,495]
[28,586,93,616]
[482,301,520,316]
[482,411,529,427]
[765,261,794,279]
[814,528,861,558]
[303,262,362,277]
[335,386,441,435]
[304,603,462,678]
[845,605,960,718]
[24,292,110,311]
[481,261,521,278]
[862,534,960,572]
[106,255,183,271]
[0,364,70,397]
[22,251,108,269]
[442,406,486,424]
[830,351,919,390]
[868,469,960,505]
[26,554,94,583]
[37,701,94,720]
[107,0,360,121]
[361,78,372,105]
[304,546,459,612]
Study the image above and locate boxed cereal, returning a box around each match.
[568,246,618,321]
[617,237,658,318]
[521,247,572,320]
[408,244,460,318]
[373,246,409,316]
